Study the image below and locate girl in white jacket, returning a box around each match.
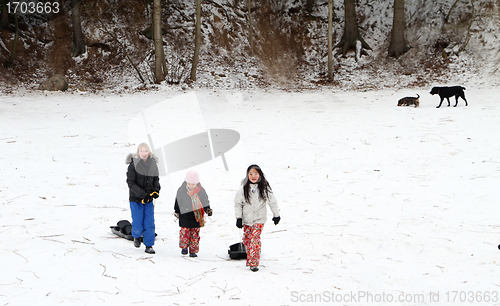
[234,164,280,272]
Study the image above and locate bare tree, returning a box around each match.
[335,0,371,58]
[1,0,12,31]
[444,0,477,55]
[388,0,409,58]
[153,0,166,83]
[50,0,72,75]
[70,0,85,57]
[445,0,461,23]
[327,0,333,81]
[3,11,17,67]
[248,0,254,55]
[305,0,314,14]
[190,0,201,81]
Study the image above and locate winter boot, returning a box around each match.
[145,246,155,254]
[250,266,259,272]
[181,248,188,255]
[189,253,198,258]
[134,237,141,248]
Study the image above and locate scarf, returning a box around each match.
[187,184,205,227]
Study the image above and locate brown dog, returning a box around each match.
[397,94,419,108]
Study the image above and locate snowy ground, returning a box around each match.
[1,86,500,305]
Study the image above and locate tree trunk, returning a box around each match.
[445,0,461,23]
[50,1,72,75]
[248,0,253,55]
[327,0,333,81]
[335,0,371,58]
[3,11,18,68]
[388,0,409,58]
[1,0,12,31]
[190,0,201,82]
[70,0,85,57]
[153,0,166,83]
[305,0,314,14]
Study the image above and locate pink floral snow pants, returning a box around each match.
[179,227,200,254]
[243,223,264,267]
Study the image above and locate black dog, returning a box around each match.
[430,86,468,108]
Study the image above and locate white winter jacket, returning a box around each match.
[234,183,280,226]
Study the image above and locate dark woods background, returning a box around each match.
[0,0,497,91]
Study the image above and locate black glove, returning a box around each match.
[206,208,213,216]
[272,216,280,225]
[142,194,153,204]
[236,218,243,228]
[150,191,159,199]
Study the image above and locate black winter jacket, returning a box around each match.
[174,182,210,228]
[126,154,160,203]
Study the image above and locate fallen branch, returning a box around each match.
[72,239,95,245]
[41,238,65,244]
[212,282,241,300]
[186,269,216,284]
[38,234,64,238]
[269,229,287,234]
[100,263,117,279]
[13,251,28,263]
[7,194,27,202]
[38,234,65,244]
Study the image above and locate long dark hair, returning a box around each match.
[243,164,272,204]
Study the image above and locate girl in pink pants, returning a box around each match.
[234,165,280,272]
[174,170,212,257]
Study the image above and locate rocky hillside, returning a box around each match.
[0,0,499,93]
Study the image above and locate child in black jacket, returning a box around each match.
[126,143,160,254]
[174,170,212,257]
